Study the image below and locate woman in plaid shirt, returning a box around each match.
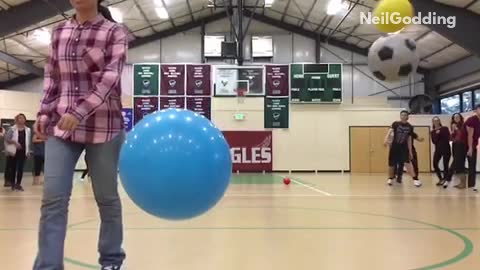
[33,1,127,269]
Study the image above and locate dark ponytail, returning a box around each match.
[98,0,116,22]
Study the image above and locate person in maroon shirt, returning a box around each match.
[430,117,451,185]
[465,105,480,191]
[444,113,467,188]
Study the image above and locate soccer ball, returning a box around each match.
[368,34,419,82]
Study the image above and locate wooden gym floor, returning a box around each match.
[1,173,480,270]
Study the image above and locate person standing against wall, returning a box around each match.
[430,117,451,186]
[32,133,46,185]
[465,105,480,191]
[5,113,31,191]
[33,1,128,269]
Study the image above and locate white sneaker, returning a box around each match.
[387,179,393,186]
[443,181,449,189]
[414,180,422,187]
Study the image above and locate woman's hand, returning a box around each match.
[34,115,48,137]
[57,113,79,132]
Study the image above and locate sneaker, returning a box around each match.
[15,185,24,192]
[396,177,402,184]
[101,265,121,270]
[387,179,393,186]
[443,181,449,189]
[414,180,422,187]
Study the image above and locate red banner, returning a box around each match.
[222,131,273,172]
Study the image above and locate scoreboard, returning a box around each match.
[290,63,343,103]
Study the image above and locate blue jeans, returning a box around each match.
[33,133,126,269]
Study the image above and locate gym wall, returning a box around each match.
[7,17,424,109]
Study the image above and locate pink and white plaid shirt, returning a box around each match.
[38,14,128,144]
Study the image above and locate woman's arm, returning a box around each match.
[431,130,439,144]
[38,31,59,119]
[68,26,128,122]
[32,134,43,143]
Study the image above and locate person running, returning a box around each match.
[444,113,467,189]
[33,1,128,269]
[32,133,46,185]
[4,114,31,191]
[384,110,422,187]
[430,116,451,186]
[464,105,480,191]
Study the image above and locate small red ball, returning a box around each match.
[283,177,291,185]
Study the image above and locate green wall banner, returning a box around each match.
[264,97,289,129]
[133,64,159,96]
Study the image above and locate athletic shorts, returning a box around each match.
[388,144,410,167]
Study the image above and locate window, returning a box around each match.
[252,36,273,57]
[440,95,460,114]
[463,91,473,112]
[475,89,480,107]
[204,35,225,57]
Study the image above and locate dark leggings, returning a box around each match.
[467,149,477,187]
[433,149,451,180]
[445,142,466,182]
[5,152,26,186]
[396,150,418,181]
[33,156,44,177]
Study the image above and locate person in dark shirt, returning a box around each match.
[430,117,451,185]
[395,130,424,184]
[4,114,31,191]
[464,105,480,191]
[444,113,467,189]
[384,110,422,187]
[32,133,46,185]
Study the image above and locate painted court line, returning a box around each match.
[290,178,333,196]
[1,194,479,199]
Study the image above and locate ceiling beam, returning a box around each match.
[411,0,480,56]
[243,9,368,55]
[431,55,480,87]
[128,11,228,48]
[0,50,43,75]
[0,73,39,89]
[0,10,228,88]
[299,0,318,29]
[0,0,71,38]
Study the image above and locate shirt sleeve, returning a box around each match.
[69,25,128,122]
[38,31,59,118]
[5,128,13,142]
[465,117,474,128]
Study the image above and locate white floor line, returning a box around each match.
[290,179,333,196]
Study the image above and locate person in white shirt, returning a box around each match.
[4,114,31,191]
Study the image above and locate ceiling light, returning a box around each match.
[32,28,51,45]
[265,0,274,7]
[155,7,169,19]
[109,7,123,23]
[326,0,343,15]
[153,0,164,6]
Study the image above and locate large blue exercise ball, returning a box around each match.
[119,109,232,220]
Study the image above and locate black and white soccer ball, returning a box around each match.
[368,34,419,82]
